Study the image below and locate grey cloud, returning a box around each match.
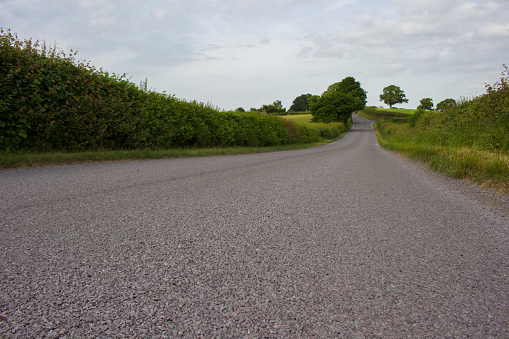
[302,0,508,74]
[1,0,507,109]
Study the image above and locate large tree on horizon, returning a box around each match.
[379,85,409,108]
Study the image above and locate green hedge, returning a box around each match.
[0,29,297,152]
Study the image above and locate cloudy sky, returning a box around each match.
[1,0,508,110]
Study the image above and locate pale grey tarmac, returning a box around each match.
[1,114,508,337]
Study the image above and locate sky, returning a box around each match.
[1,0,508,111]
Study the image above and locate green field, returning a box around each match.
[375,108,416,115]
[281,114,352,142]
[357,107,414,123]
[283,114,345,127]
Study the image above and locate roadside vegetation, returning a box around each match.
[358,107,414,123]
[0,29,352,168]
[283,114,352,142]
[0,142,337,169]
[360,67,509,193]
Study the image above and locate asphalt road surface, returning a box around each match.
[1,114,508,338]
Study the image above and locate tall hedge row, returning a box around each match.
[0,30,295,152]
[409,68,509,152]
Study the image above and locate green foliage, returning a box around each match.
[0,29,359,153]
[261,100,286,114]
[374,67,509,192]
[289,94,312,112]
[418,98,434,111]
[311,92,359,123]
[0,29,146,151]
[406,69,509,152]
[379,85,409,108]
[436,98,457,111]
[311,77,366,123]
[282,114,350,143]
[325,77,367,107]
[359,107,411,123]
[308,95,320,105]
[409,108,425,127]
[0,29,307,151]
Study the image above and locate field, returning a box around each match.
[283,114,340,126]
[358,107,414,123]
[282,114,352,141]
[375,108,416,115]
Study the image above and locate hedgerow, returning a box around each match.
[0,29,297,152]
[409,66,509,152]
[372,66,509,192]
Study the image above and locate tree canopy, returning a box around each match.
[436,98,457,111]
[418,98,434,111]
[311,77,367,123]
[261,100,286,114]
[379,85,409,108]
[308,95,320,105]
[325,77,367,106]
[289,94,312,112]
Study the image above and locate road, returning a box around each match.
[1,114,508,337]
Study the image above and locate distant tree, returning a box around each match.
[436,98,456,111]
[379,85,409,108]
[311,77,367,123]
[418,98,434,111]
[261,100,286,114]
[289,94,312,112]
[235,107,246,112]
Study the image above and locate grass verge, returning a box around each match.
[375,126,509,194]
[0,141,344,170]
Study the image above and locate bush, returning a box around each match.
[0,29,147,151]
[374,66,509,191]
[2,29,357,152]
[409,109,425,127]
[0,29,298,151]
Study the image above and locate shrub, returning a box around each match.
[0,29,299,151]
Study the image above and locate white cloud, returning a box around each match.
[89,17,116,28]
[0,0,508,109]
[78,0,104,9]
[482,23,509,37]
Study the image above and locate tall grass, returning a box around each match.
[369,67,509,193]
[0,142,333,169]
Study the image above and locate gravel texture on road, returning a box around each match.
[1,114,508,338]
